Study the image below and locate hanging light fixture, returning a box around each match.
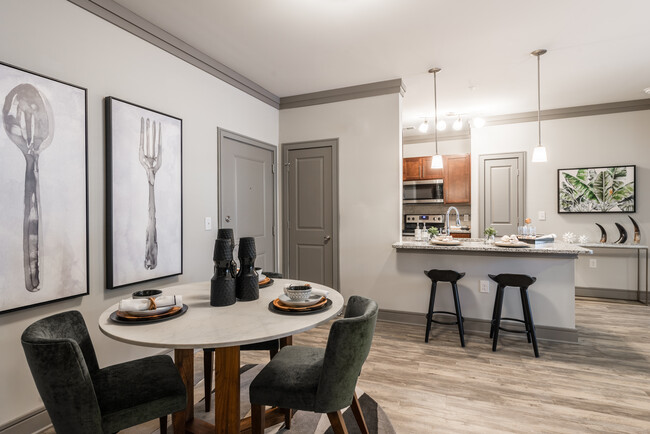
[418,119,429,133]
[429,67,443,169]
[531,49,548,162]
[472,117,486,128]
[452,116,463,131]
[436,120,447,131]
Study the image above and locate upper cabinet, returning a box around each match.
[402,156,444,181]
[443,154,471,204]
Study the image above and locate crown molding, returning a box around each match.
[67,0,281,108]
[280,79,405,110]
[402,130,471,145]
[483,98,650,126]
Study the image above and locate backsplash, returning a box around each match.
[403,204,471,228]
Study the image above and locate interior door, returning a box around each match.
[218,130,276,271]
[284,141,337,287]
[479,152,525,236]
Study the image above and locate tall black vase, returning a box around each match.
[236,237,259,301]
[216,228,235,256]
[210,238,236,306]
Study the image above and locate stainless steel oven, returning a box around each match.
[403,179,444,204]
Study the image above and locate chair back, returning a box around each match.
[21,310,104,433]
[314,295,378,413]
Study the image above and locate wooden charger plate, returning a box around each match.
[110,305,188,323]
[269,298,332,315]
[259,277,274,288]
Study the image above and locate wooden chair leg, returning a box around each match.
[350,392,369,434]
[159,415,167,434]
[327,410,349,434]
[251,404,265,434]
[282,408,293,429]
[203,348,214,412]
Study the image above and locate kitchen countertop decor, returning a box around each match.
[393,238,593,257]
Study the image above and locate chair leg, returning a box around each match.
[519,287,532,343]
[327,410,350,434]
[425,282,437,343]
[489,284,501,338]
[522,288,540,358]
[351,392,369,434]
[283,408,293,429]
[451,283,465,347]
[203,348,214,412]
[251,404,265,434]
[492,286,505,352]
[159,416,167,434]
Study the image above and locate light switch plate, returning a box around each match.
[204,217,212,231]
[538,211,546,221]
[479,280,490,293]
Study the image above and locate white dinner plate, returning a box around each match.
[278,294,325,307]
[258,273,266,282]
[126,306,174,317]
[494,241,530,248]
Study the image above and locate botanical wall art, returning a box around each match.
[558,165,635,213]
[0,61,88,314]
[105,97,182,288]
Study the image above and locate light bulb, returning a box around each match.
[472,117,486,128]
[532,146,547,162]
[431,154,443,169]
[436,120,447,131]
[418,120,429,133]
[453,117,463,131]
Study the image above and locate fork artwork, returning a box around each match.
[139,117,162,270]
[2,84,54,292]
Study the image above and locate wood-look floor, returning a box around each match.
[45,298,650,433]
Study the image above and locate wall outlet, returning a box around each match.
[204,217,212,231]
[463,214,469,222]
[479,280,490,293]
[589,258,597,268]
[538,211,546,221]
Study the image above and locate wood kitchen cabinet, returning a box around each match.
[443,154,471,204]
[402,156,444,181]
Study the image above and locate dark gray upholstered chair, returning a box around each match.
[249,295,378,434]
[21,310,186,434]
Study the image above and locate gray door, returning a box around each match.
[218,129,276,271]
[479,152,525,236]
[283,140,338,288]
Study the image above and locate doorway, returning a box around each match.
[478,152,526,236]
[218,129,277,272]
[282,139,339,288]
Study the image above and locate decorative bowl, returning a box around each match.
[132,289,163,299]
[283,284,312,300]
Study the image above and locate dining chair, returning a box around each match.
[21,310,186,434]
[249,295,378,434]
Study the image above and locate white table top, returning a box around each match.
[98,279,344,349]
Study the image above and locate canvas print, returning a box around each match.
[105,97,182,288]
[558,165,635,213]
[0,61,88,314]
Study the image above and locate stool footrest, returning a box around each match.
[496,317,528,334]
[430,310,464,325]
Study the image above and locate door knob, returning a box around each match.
[225,215,231,223]
[324,235,331,242]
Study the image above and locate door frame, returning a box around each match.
[217,128,279,272]
[478,152,526,235]
[282,139,340,290]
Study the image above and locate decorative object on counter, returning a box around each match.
[578,235,589,244]
[428,226,440,237]
[414,222,422,241]
[595,223,607,243]
[629,216,641,244]
[211,238,237,306]
[562,232,576,243]
[236,237,259,301]
[558,165,635,213]
[484,227,497,244]
[614,222,628,244]
[530,49,548,163]
[428,67,444,169]
[517,234,556,245]
[217,227,235,254]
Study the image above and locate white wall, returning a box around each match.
[280,93,405,306]
[0,0,278,427]
[470,111,650,292]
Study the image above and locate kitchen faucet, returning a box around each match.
[445,206,461,236]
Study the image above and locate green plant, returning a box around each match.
[428,227,439,236]
[484,227,497,237]
[560,167,635,212]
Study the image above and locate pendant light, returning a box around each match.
[418,119,429,133]
[531,49,548,163]
[429,67,443,169]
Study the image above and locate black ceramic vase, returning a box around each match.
[210,238,237,306]
[236,237,259,301]
[216,228,235,255]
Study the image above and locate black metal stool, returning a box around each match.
[488,273,539,357]
[423,269,466,347]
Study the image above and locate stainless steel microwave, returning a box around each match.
[403,179,444,204]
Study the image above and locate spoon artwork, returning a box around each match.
[2,84,54,292]
[139,117,162,270]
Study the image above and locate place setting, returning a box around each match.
[494,234,530,248]
[109,289,188,323]
[269,283,332,315]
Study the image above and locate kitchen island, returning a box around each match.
[392,239,592,342]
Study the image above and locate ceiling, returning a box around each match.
[113,0,650,136]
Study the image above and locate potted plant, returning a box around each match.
[428,227,439,238]
[484,227,497,243]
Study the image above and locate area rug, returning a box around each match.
[164,362,396,434]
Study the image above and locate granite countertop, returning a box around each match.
[579,243,648,249]
[393,238,593,256]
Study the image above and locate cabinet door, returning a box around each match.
[451,233,471,239]
[444,154,471,204]
[421,156,444,180]
[403,157,422,181]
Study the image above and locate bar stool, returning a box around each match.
[423,269,466,347]
[488,273,539,358]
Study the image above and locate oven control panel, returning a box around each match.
[405,214,444,224]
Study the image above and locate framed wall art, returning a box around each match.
[0,61,88,314]
[558,165,635,213]
[105,97,182,288]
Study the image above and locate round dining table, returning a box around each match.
[98,279,344,434]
